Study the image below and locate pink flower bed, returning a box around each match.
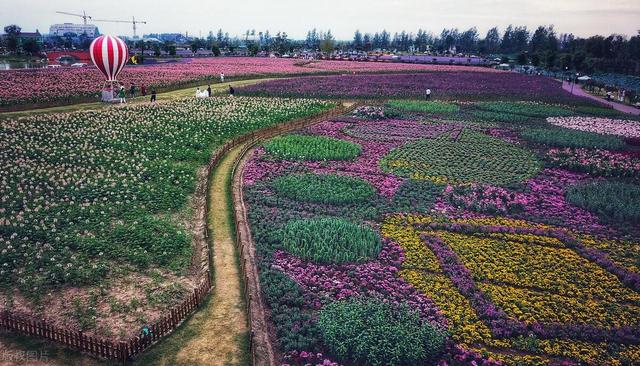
[0,58,498,107]
[547,116,640,138]
[302,60,504,73]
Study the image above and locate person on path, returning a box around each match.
[426,88,432,100]
[196,87,202,98]
[150,89,157,103]
[606,91,612,101]
[229,85,235,96]
[621,89,626,103]
[220,72,225,82]
[207,85,212,97]
[130,84,136,98]
[118,86,126,103]
[141,84,147,96]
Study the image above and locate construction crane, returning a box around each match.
[56,10,92,25]
[93,17,147,38]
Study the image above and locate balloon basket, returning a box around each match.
[100,81,119,103]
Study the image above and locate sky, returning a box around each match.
[1,0,638,40]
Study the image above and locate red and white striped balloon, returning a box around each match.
[89,35,129,81]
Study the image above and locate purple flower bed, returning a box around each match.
[272,239,447,327]
[237,72,592,103]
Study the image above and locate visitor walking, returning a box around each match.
[220,72,225,82]
[606,91,612,101]
[229,85,235,96]
[118,86,126,103]
[130,84,136,98]
[150,89,157,103]
[426,88,432,100]
[621,89,626,103]
[207,85,212,97]
[141,84,147,97]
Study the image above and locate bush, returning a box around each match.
[386,100,459,114]
[317,298,447,366]
[476,102,574,117]
[281,218,382,264]
[264,135,361,161]
[273,173,375,205]
[566,181,640,224]
[520,127,625,149]
[473,110,531,123]
[260,269,320,351]
[392,180,443,213]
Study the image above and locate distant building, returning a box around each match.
[49,23,98,37]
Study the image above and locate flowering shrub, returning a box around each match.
[352,105,387,119]
[263,135,362,161]
[317,298,447,365]
[0,96,330,294]
[566,181,640,224]
[444,183,525,214]
[380,129,542,185]
[546,148,640,178]
[272,173,375,205]
[547,116,640,139]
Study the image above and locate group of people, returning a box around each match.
[606,89,627,103]
[114,83,156,104]
[195,84,235,98]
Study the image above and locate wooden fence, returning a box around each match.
[0,103,351,364]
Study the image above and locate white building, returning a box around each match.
[49,23,98,37]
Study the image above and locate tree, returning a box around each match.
[22,38,40,55]
[211,44,221,56]
[153,44,161,57]
[353,30,363,50]
[485,27,500,54]
[517,52,528,65]
[4,24,21,53]
[363,33,372,51]
[320,30,335,53]
[531,53,541,67]
[247,41,260,56]
[459,27,478,53]
[501,25,514,53]
[530,26,549,53]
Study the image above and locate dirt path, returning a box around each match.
[174,144,248,365]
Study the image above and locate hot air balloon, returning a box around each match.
[89,35,128,101]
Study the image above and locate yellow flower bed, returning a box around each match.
[383,214,640,365]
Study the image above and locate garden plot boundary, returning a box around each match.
[230,102,357,366]
[0,102,348,364]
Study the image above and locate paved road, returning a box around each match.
[563,81,640,116]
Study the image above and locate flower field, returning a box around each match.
[0,96,331,337]
[237,72,592,103]
[242,99,640,365]
[0,58,498,108]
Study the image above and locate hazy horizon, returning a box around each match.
[1,0,638,40]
